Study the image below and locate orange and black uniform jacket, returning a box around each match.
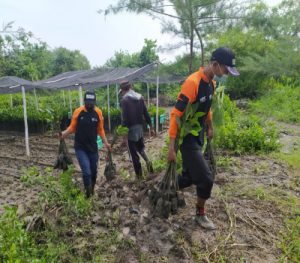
[67,106,105,153]
[169,67,214,147]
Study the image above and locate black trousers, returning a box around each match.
[128,138,145,176]
[178,146,213,200]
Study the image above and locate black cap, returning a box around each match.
[84,91,96,104]
[211,47,239,76]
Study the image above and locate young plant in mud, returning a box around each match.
[104,125,129,181]
[150,103,205,219]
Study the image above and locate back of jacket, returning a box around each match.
[121,90,151,128]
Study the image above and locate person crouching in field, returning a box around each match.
[60,91,111,197]
[168,47,240,229]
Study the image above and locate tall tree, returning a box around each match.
[103,38,158,68]
[100,0,248,73]
[0,22,92,80]
[51,47,91,75]
[0,22,52,80]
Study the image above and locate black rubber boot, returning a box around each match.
[85,185,93,198]
[136,167,143,179]
[91,183,95,196]
[146,161,154,173]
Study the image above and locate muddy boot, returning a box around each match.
[195,214,216,230]
[146,161,154,173]
[136,168,143,179]
[140,150,153,174]
[91,182,95,196]
[85,185,93,198]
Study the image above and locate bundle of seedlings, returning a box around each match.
[54,139,73,171]
[104,125,129,181]
[149,103,204,219]
[204,139,217,180]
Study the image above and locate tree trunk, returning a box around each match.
[195,27,204,67]
[188,0,194,74]
[189,30,194,74]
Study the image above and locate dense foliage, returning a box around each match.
[250,78,300,124]
[0,23,91,81]
[213,94,279,154]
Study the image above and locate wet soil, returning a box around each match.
[0,124,299,262]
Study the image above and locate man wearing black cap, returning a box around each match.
[119,81,154,178]
[168,47,239,229]
[60,91,111,197]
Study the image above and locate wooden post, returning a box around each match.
[147,82,150,107]
[62,90,66,106]
[10,94,13,108]
[33,88,39,110]
[156,67,159,134]
[107,84,111,131]
[22,86,30,157]
[78,85,83,106]
[115,83,119,109]
[68,89,72,115]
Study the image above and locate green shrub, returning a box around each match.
[250,78,300,124]
[213,95,279,154]
[148,105,166,117]
[0,206,41,263]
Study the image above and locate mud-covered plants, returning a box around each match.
[53,138,73,171]
[149,103,205,218]
[20,166,40,185]
[32,167,92,218]
[104,125,128,181]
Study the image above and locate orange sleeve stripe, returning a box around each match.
[168,74,198,138]
[206,110,212,122]
[66,106,84,134]
[95,107,106,138]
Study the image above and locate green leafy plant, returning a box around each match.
[0,206,40,262]
[214,95,279,154]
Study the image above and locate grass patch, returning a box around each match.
[272,148,300,175]
[249,80,300,124]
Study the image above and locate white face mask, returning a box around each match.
[213,74,228,83]
[212,63,228,83]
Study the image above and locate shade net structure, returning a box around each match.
[0,76,35,94]
[0,62,187,157]
[32,63,158,90]
[137,75,186,85]
[0,63,162,157]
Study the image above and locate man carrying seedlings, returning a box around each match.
[119,81,154,178]
[60,91,111,197]
[168,47,239,229]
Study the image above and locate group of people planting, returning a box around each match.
[60,47,239,230]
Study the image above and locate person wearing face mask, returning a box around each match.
[168,47,239,229]
[60,90,111,197]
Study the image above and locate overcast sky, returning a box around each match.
[0,0,282,67]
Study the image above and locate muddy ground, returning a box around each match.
[0,122,299,262]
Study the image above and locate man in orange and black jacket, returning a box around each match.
[60,91,111,197]
[168,47,239,229]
